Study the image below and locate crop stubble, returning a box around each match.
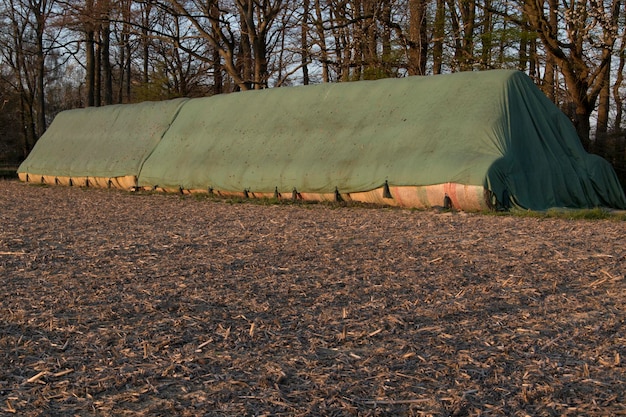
[0,180,624,416]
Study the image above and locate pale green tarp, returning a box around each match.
[18,70,626,210]
[17,98,188,180]
[139,72,501,194]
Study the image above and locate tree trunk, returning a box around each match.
[86,28,95,107]
[95,30,101,106]
[381,1,392,76]
[126,40,132,100]
[540,0,558,100]
[613,0,626,133]
[208,1,223,94]
[529,35,538,78]
[363,0,379,78]
[18,94,31,158]
[253,42,267,89]
[34,0,47,137]
[408,0,428,75]
[447,0,463,71]
[237,0,253,89]
[301,0,310,85]
[480,0,492,69]
[117,0,130,102]
[596,61,611,139]
[102,17,113,105]
[518,19,527,71]
[351,0,364,80]
[432,0,445,74]
[212,44,223,94]
[460,0,476,70]
[613,51,625,133]
[341,29,351,81]
[313,0,329,82]
[142,1,152,85]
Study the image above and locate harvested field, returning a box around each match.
[1,179,624,416]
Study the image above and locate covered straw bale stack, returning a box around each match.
[18,70,626,211]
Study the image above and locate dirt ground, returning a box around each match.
[1,180,624,416]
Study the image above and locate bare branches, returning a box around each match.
[1,0,626,161]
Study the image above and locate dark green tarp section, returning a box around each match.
[484,72,626,210]
[18,70,626,210]
[17,98,188,179]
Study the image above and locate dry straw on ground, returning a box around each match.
[1,180,624,416]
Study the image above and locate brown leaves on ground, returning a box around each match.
[0,180,624,416]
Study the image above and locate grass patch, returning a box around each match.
[504,207,626,221]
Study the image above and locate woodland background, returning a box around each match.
[1,0,626,188]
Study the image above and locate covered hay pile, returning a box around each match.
[1,180,624,416]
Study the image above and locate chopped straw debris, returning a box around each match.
[1,180,624,416]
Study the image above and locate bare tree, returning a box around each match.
[0,0,59,152]
[155,0,288,91]
[521,0,622,148]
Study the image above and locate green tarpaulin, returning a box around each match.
[17,98,188,180]
[18,70,626,210]
[139,72,500,194]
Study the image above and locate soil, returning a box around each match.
[1,180,624,416]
